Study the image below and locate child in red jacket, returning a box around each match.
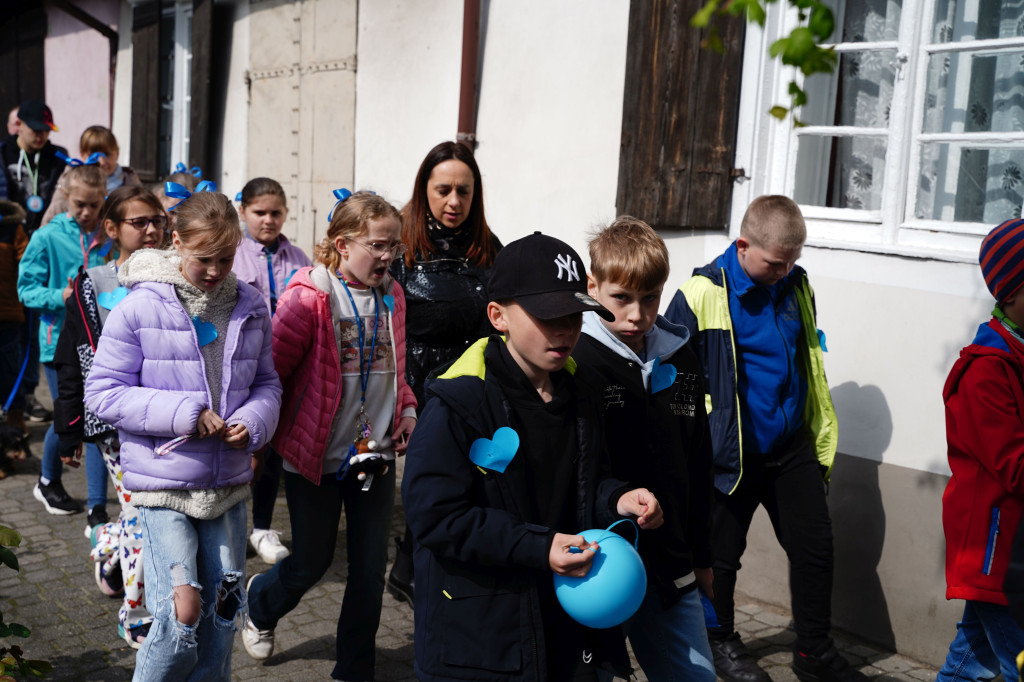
[938,218,1024,682]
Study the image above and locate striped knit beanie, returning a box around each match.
[980,219,1024,302]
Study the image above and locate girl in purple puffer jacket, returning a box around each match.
[84,189,282,682]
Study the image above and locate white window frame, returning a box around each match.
[160,0,192,172]
[732,0,1024,263]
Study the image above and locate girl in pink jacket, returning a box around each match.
[242,190,417,682]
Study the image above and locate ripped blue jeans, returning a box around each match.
[133,501,247,682]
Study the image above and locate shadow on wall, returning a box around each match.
[829,381,896,651]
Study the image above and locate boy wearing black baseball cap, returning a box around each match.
[1,100,67,235]
[402,231,663,681]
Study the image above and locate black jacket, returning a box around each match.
[0,140,68,235]
[402,336,631,681]
[573,315,714,607]
[390,247,496,408]
[53,264,118,453]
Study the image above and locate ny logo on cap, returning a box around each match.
[554,254,579,282]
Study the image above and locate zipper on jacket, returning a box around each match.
[771,287,793,441]
[720,268,744,494]
[983,507,1000,575]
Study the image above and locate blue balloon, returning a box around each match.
[553,519,647,629]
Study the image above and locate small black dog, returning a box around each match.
[0,421,30,478]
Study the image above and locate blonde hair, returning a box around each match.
[588,215,670,290]
[172,191,241,258]
[64,165,105,195]
[740,195,806,250]
[80,126,118,157]
[314,192,401,272]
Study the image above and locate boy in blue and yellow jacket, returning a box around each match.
[665,195,858,682]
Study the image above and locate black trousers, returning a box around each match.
[708,433,834,653]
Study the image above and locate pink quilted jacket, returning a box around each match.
[270,265,416,483]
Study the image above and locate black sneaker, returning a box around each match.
[710,632,772,682]
[793,645,869,682]
[24,395,52,423]
[33,478,80,515]
[386,537,414,608]
[83,505,110,538]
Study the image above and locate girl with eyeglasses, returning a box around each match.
[242,191,416,682]
[385,141,502,608]
[52,185,167,648]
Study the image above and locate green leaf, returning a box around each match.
[770,105,789,119]
[746,1,767,25]
[25,660,53,674]
[702,27,726,54]
[691,0,720,28]
[0,528,20,549]
[781,27,816,65]
[6,624,29,639]
[809,5,834,40]
[0,548,17,573]
[791,0,816,8]
[788,82,808,106]
[769,36,788,58]
[0,624,10,638]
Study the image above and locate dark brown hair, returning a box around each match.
[240,177,287,208]
[401,141,497,268]
[100,186,167,259]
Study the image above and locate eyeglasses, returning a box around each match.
[348,239,407,259]
[121,215,168,231]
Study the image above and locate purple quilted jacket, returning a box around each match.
[83,280,282,492]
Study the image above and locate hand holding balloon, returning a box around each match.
[615,487,663,529]
[549,533,599,577]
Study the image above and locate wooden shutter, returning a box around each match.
[0,3,47,108]
[188,0,212,172]
[130,1,161,182]
[616,0,746,230]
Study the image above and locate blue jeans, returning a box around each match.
[936,601,1024,682]
[133,501,247,682]
[248,466,395,681]
[624,585,716,682]
[41,363,107,508]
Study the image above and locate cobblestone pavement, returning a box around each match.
[0,391,939,681]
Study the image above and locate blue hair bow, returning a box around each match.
[327,188,352,223]
[56,151,106,167]
[165,179,217,210]
[173,163,203,178]
[235,191,243,202]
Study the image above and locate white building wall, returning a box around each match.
[355,0,628,249]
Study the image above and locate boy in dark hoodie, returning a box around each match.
[937,218,1024,682]
[402,231,663,681]
[573,216,715,681]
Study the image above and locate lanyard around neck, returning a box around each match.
[337,277,380,403]
[17,148,40,195]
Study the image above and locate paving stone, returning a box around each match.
[0,415,943,681]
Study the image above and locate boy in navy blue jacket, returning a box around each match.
[573,216,715,682]
[402,232,663,682]
[666,196,860,682]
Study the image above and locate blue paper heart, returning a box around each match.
[468,427,520,473]
[192,316,218,347]
[650,358,677,394]
[383,294,395,312]
[97,286,129,310]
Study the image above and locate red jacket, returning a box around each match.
[943,318,1024,604]
[271,266,416,483]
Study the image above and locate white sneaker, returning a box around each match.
[249,529,290,564]
[242,574,274,660]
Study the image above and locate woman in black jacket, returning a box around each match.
[386,141,501,605]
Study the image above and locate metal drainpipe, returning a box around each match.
[457,0,480,151]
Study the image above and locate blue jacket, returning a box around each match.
[665,258,838,494]
[17,213,109,362]
[402,336,631,681]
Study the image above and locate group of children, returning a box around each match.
[2,99,1018,682]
